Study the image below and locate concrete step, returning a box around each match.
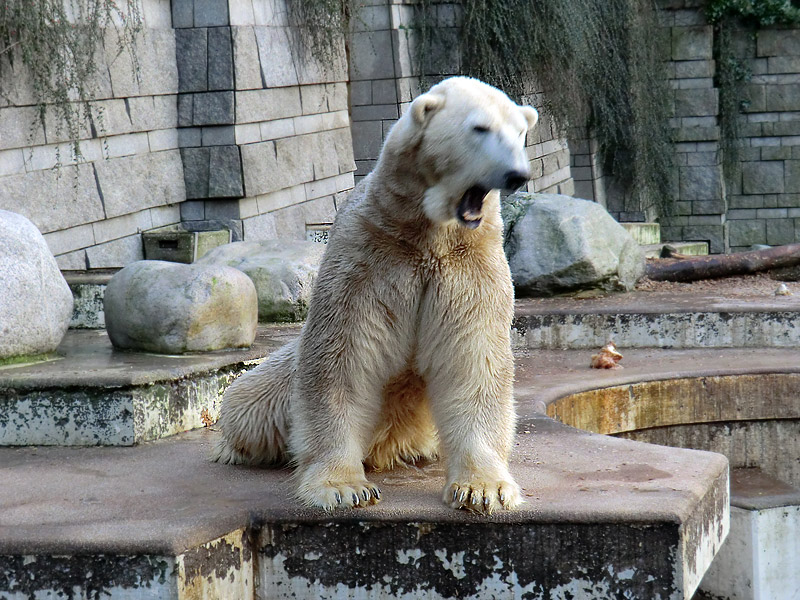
[0,366,729,599]
[620,222,661,245]
[64,270,115,329]
[0,327,296,446]
[641,241,710,258]
[512,292,800,349]
[7,287,800,448]
[700,468,800,600]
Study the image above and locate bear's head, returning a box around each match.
[388,77,539,230]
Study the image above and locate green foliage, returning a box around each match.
[708,1,800,185]
[0,0,142,163]
[290,0,675,217]
[706,0,800,26]
[713,24,750,183]
[454,0,674,217]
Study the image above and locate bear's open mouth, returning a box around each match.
[457,185,489,229]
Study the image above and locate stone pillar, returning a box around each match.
[172,0,245,239]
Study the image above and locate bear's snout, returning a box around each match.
[503,169,530,191]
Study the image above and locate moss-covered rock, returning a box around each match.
[197,240,324,322]
[104,260,258,354]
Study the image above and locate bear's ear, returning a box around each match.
[410,93,445,126]
[520,106,539,129]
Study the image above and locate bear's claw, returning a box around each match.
[304,481,382,511]
[445,480,523,515]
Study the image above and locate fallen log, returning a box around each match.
[645,243,800,282]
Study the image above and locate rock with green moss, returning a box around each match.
[0,210,74,360]
[502,193,645,296]
[103,261,258,354]
[197,240,325,322]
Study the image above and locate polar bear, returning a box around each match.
[211,77,538,514]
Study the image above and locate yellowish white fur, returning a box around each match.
[211,77,538,514]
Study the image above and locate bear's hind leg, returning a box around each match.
[365,369,439,471]
[209,338,297,466]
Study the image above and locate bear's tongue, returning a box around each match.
[457,186,489,229]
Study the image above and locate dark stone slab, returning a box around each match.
[202,125,235,146]
[181,147,210,199]
[192,91,234,126]
[177,94,193,127]
[180,200,206,221]
[176,28,208,93]
[209,145,244,198]
[204,199,241,220]
[178,126,202,148]
[171,0,193,28]
[193,0,228,27]
[208,27,234,91]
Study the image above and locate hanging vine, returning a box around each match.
[289,0,694,218]
[707,0,800,183]
[0,0,142,164]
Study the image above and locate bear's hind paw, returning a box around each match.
[300,481,382,512]
[444,479,523,515]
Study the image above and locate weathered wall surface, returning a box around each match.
[0,0,355,269]
[725,26,800,252]
[349,0,574,197]
[223,0,355,242]
[0,0,183,270]
[578,1,800,253]
[660,3,728,253]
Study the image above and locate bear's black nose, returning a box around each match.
[504,170,529,191]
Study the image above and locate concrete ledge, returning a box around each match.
[0,327,298,446]
[513,294,800,349]
[0,416,727,599]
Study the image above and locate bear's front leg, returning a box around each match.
[289,376,385,511]
[288,317,399,511]
[427,370,522,515]
[417,266,522,515]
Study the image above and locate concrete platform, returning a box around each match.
[0,414,727,599]
[0,327,297,446]
[10,343,800,598]
[701,469,800,600]
[513,292,800,349]
[6,289,800,598]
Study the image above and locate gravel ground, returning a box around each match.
[636,263,797,297]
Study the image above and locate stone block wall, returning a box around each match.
[189,0,356,241]
[0,0,356,267]
[0,0,184,269]
[724,26,800,252]
[569,2,800,253]
[349,0,574,197]
[659,4,727,253]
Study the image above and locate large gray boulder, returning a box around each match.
[197,240,324,322]
[104,261,258,354]
[0,210,73,360]
[502,193,645,296]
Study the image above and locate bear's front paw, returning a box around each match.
[444,479,522,515]
[299,481,382,512]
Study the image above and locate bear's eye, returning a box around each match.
[473,125,490,133]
